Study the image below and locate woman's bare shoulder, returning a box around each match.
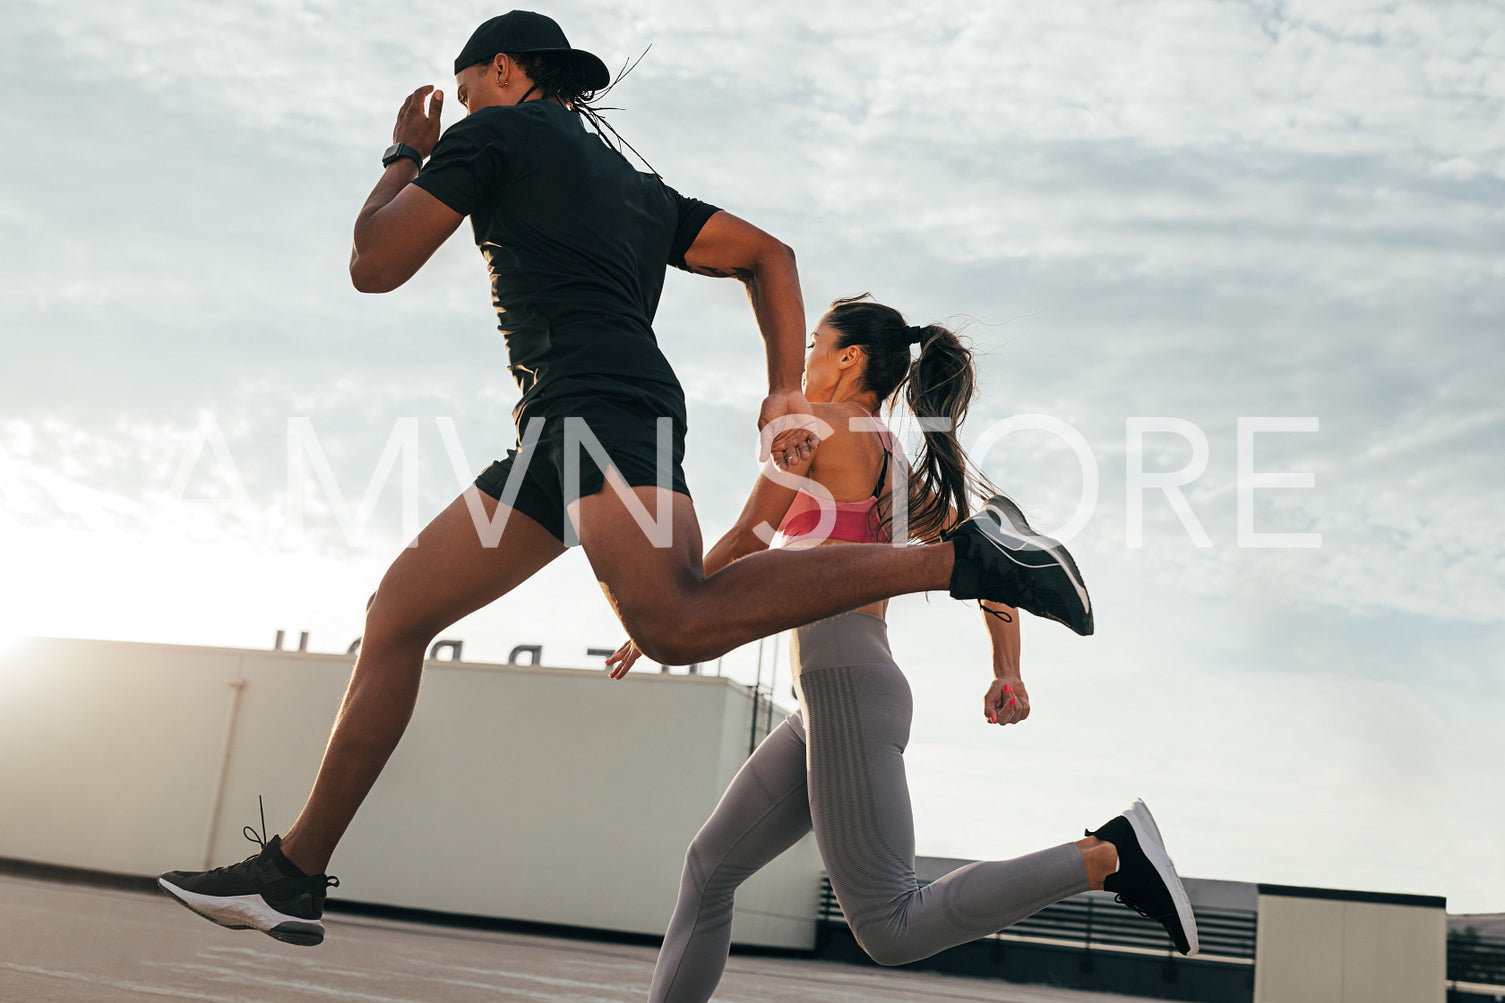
[809,401,871,437]
[807,402,884,489]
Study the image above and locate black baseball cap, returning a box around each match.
[453,10,610,90]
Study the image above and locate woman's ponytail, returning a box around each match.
[903,323,984,542]
[824,296,997,543]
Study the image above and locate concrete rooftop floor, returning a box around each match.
[1,873,1170,1003]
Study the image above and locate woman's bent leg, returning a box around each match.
[798,615,1089,967]
[649,716,812,1003]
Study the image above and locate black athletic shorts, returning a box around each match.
[474,379,691,545]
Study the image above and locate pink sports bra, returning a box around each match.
[774,407,898,547]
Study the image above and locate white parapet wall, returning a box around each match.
[0,636,821,949]
[1253,883,1447,1003]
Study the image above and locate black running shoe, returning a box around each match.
[944,494,1094,635]
[158,808,338,947]
[1087,799,1199,955]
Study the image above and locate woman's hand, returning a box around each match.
[393,85,444,159]
[605,638,644,680]
[983,676,1030,727]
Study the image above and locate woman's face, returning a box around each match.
[802,318,858,401]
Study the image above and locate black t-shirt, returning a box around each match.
[412,100,719,422]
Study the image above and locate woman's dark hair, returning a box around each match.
[504,50,655,173]
[824,294,999,543]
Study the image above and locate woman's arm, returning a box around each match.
[702,455,811,576]
[983,600,1021,677]
[980,600,1030,726]
[922,498,1030,727]
[904,486,1032,726]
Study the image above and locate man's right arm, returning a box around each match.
[349,174,463,293]
[349,85,465,293]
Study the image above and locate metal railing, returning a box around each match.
[818,876,1257,962]
[1448,934,1505,992]
[747,634,783,755]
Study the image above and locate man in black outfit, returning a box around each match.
[157,10,1094,947]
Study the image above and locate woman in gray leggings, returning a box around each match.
[609,296,1198,1001]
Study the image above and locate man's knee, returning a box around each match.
[633,631,699,668]
[620,603,706,667]
[363,587,441,653]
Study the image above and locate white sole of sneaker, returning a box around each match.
[1121,800,1199,956]
[979,499,1092,617]
[1134,796,1166,846]
[157,878,325,947]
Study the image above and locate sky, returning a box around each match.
[2,0,1503,914]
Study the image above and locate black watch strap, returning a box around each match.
[381,142,424,169]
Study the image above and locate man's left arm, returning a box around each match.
[681,211,817,469]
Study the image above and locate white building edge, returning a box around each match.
[0,637,1454,1002]
[0,636,821,949]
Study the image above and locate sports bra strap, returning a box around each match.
[871,447,890,499]
[849,403,893,498]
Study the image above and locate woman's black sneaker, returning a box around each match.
[158,822,338,947]
[944,494,1093,635]
[1088,799,1199,956]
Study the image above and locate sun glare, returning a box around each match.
[0,622,26,654]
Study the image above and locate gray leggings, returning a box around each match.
[647,611,1089,1002]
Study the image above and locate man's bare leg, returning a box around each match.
[279,490,566,875]
[573,487,952,666]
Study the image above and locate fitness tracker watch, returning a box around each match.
[381,143,424,169]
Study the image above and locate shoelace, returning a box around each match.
[219,796,339,888]
[192,800,274,878]
[1088,826,1173,925]
[1112,891,1172,922]
[242,794,271,854]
